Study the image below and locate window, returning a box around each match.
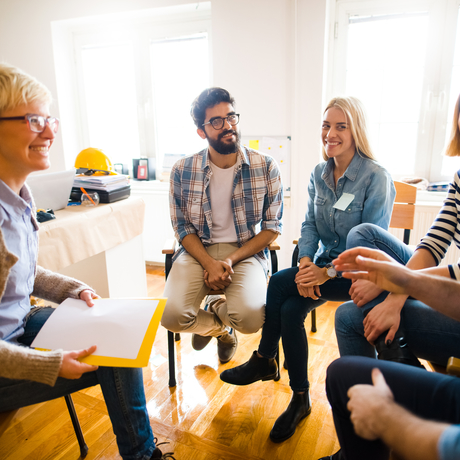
[56,4,211,175]
[442,6,460,176]
[150,35,210,172]
[329,0,460,181]
[80,43,141,167]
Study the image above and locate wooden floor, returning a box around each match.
[0,266,341,460]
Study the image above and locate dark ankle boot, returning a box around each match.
[375,333,424,369]
[220,351,279,385]
[269,391,312,443]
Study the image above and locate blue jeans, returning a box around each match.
[258,266,352,392]
[336,223,460,365]
[0,307,156,460]
[326,357,460,460]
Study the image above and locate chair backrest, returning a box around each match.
[389,181,417,244]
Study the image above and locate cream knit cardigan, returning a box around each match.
[0,215,92,386]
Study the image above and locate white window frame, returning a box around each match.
[52,3,212,172]
[326,0,460,181]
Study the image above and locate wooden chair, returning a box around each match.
[388,180,417,245]
[428,358,460,376]
[293,180,417,333]
[163,239,280,387]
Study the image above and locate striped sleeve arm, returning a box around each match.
[416,171,460,264]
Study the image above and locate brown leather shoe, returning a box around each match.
[217,328,238,363]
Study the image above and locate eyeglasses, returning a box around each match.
[0,113,60,134]
[202,114,240,130]
[76,168,111,176]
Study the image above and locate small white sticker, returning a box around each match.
[333,193,355,211]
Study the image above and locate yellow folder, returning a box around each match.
[34,298,167,368]
[80,298,167,368]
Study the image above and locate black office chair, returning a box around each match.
[65,394,88,457]
[29,297,88,457]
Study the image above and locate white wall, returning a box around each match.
[0,0,329,268]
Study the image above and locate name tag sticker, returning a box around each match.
[333,193,355,211]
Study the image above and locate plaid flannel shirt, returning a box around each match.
[169,146,283,274]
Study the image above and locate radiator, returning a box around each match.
[389,203,460,266]
[131,184,175,263]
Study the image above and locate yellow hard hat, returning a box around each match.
[75,148,117,176]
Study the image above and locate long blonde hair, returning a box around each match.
[321,96,376,161]
[445,94,460,157]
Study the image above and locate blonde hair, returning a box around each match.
[321,96,376,161]
[445,94,460,157]
[0,62,51,116]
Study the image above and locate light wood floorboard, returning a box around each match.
[0,266,342,460]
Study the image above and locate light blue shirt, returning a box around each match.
[439,425,460,460]
[0,180,38,343]
[298,153,395,264]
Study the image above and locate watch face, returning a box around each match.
[327,266,337,277]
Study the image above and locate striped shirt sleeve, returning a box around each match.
[417,170,460,278]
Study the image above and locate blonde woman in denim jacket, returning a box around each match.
[221,96,396,443]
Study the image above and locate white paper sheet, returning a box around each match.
[31,298,160,359]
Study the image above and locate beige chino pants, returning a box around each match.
[161,243,267,337]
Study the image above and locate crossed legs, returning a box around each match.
[161,243,267,337]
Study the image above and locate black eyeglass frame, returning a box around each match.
[202,113,240,130]
[0,113,60,133]
[76,168,111,176]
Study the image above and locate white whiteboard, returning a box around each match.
[242,136,291,197]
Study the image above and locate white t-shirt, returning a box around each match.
[209,161,238,243]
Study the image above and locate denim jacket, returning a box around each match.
[298,152,395,264]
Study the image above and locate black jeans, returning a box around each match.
[258,266,352,392]
[326,356,460,460]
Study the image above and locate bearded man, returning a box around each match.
[161,87,283,363]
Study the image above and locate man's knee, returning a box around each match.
[228,306,264,334]
[161,304,192,333]
[326,357,370,404]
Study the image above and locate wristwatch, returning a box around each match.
[324,263,337,279]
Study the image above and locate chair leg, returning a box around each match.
[275,343,281,381]
[168,331,177,387]
[64,394,88,458]
[311,309,317,333]
[270,249,278,275]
